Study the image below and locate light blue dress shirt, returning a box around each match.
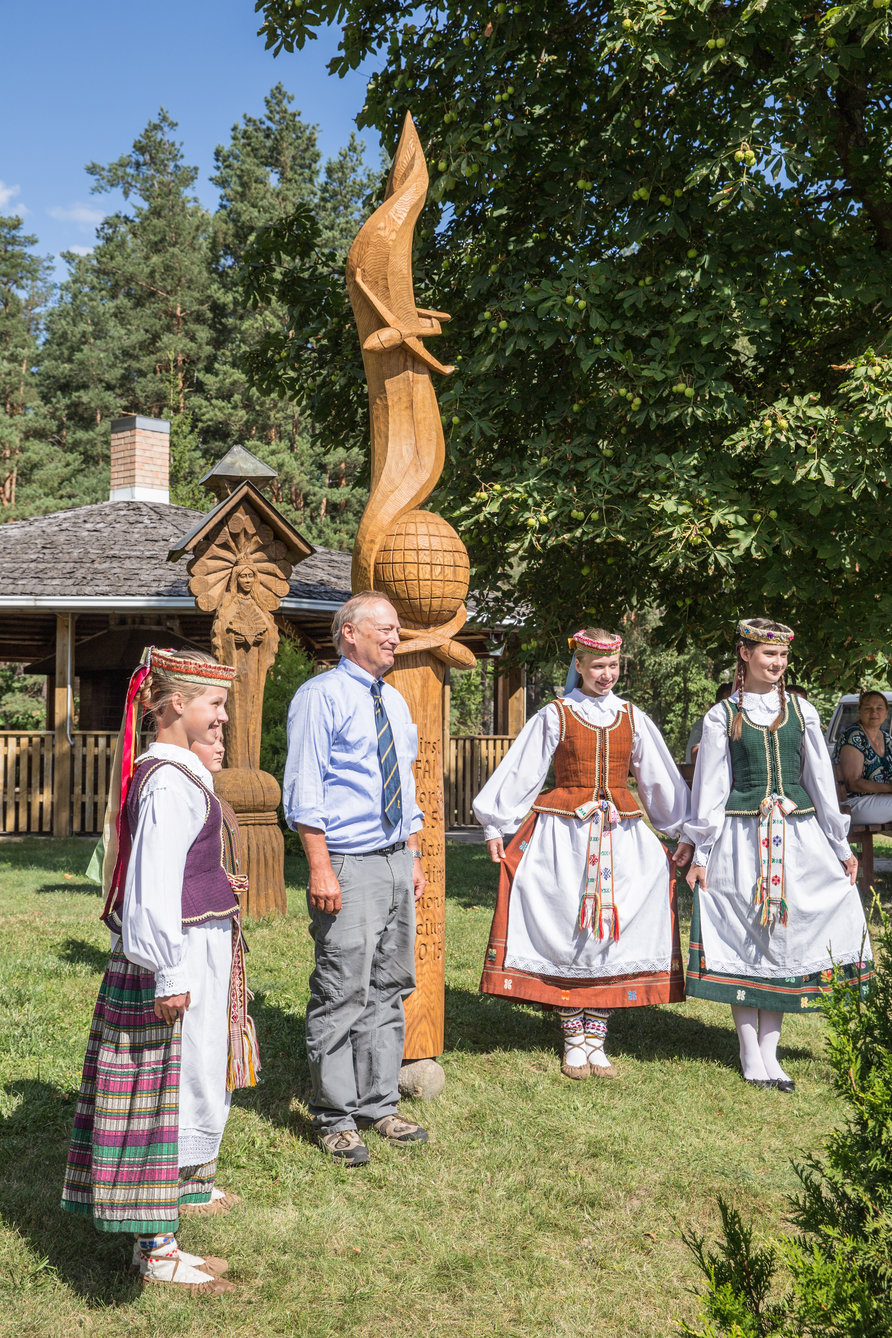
[283,657,424,853]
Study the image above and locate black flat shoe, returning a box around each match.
[744,1077,775,1089]
[771,1079,795,1093]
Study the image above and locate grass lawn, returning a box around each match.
[0,838,885,1338]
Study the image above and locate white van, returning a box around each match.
[824,692,892,758]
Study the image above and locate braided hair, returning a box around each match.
[730,617,793,740]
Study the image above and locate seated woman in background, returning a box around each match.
[838,689,892,825]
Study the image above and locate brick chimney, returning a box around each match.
[109,415,170,503]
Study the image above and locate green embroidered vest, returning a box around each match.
[723,694,815,817]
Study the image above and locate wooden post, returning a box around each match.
[53,612,73,836]
[345,113,477,1086]
[180,490,311,918]
[389,653,446,1057]
[507,666,526,737]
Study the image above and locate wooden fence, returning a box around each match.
[444,734,513,828]
[0,731,121,835]
[0,731,54,833]
[1,730,509,835]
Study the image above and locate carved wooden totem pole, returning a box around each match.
[172,464,312,917]
[347,112,476,1084]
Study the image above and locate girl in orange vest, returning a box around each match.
[474,628,690,1079]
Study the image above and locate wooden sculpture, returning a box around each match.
[347,111,476,1075]
[173,480,312,916]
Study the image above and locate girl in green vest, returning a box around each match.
[676,618,872,1090]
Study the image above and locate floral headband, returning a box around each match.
[737,621,794,646]
[568,630,623,654]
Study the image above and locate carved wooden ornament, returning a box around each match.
[347,112,477,1063]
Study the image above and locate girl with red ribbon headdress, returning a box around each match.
[475,627,690,1081]
[677,617,873,1092]
[62,648,258,1295]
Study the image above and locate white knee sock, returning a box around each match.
[731,1005,769,1080]
[757,1010,790,1082]
[557,1008,588,1068]
[584,1009,613,1070]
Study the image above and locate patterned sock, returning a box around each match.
[757,1010,791,1082]
[731,1004,769,1080]
[557,1008,588,1068]
[584,1009,613,1069]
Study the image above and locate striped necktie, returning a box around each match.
[371,681,403,827]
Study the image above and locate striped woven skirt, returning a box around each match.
[61,943,214,1234]
[686,889,874,1013]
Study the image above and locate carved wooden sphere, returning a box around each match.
[375,509,470,625]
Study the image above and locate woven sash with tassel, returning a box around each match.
[226,873,261,1091]
[755,793,797,928]
[575,798,620,941]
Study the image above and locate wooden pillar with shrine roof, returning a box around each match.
[169,445,314,917]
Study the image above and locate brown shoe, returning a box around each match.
[318,1128,371,1165]
[369,1114,429,1145]
[560,1060,592,1080]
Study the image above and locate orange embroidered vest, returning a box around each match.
[532,699,643,820]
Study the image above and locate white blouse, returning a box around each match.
[682,690,851,866]
[120,742,216,997]
[473,688,690,840]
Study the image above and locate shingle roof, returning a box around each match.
[0,500,352,605]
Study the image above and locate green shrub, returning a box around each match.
[681,922,892,1337]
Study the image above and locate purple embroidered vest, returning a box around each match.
[126,757,239,928]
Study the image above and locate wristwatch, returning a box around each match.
[410,849,423,860]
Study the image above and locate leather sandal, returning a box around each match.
[180,1190,241,1216]
[560,1059,592,1080]
[138,1254,236,1295]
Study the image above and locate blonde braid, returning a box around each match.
[729,656,746,741]
[770,676,787,734]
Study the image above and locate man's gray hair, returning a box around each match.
[331,590,395,654]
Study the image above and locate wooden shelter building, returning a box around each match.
[0,417,524,838]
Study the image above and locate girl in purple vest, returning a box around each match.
[677,618,872,1091]
[62,648,249,1294]
[474,628,691,1080]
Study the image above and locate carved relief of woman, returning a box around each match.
[212,563,278,770]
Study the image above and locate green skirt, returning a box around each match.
[686,888,873,1013]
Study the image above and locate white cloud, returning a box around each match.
[0,180,28,214]
[68,244,94,256]
[47,203,104,228]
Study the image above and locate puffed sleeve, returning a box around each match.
[121,768,206,997]
[629,708,691,836]
[473,705,561,841]
[800,701,851,860]
[681,705,734,867]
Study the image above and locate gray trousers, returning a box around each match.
[305,848,416,1132]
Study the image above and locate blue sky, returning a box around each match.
[1,0,377,277]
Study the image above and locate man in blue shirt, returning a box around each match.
[284,591,428,1165]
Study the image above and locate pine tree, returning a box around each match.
[0,217,52,514]
[206,84,376,546]
[33,111,214,512]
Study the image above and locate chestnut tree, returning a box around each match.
[251,0,892,680]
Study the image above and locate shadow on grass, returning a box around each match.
[0,1079,141,1305]
[34,881,100,896]
[442,979,812,1071]
[228,988,314,1139]
[58,939,109,973]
